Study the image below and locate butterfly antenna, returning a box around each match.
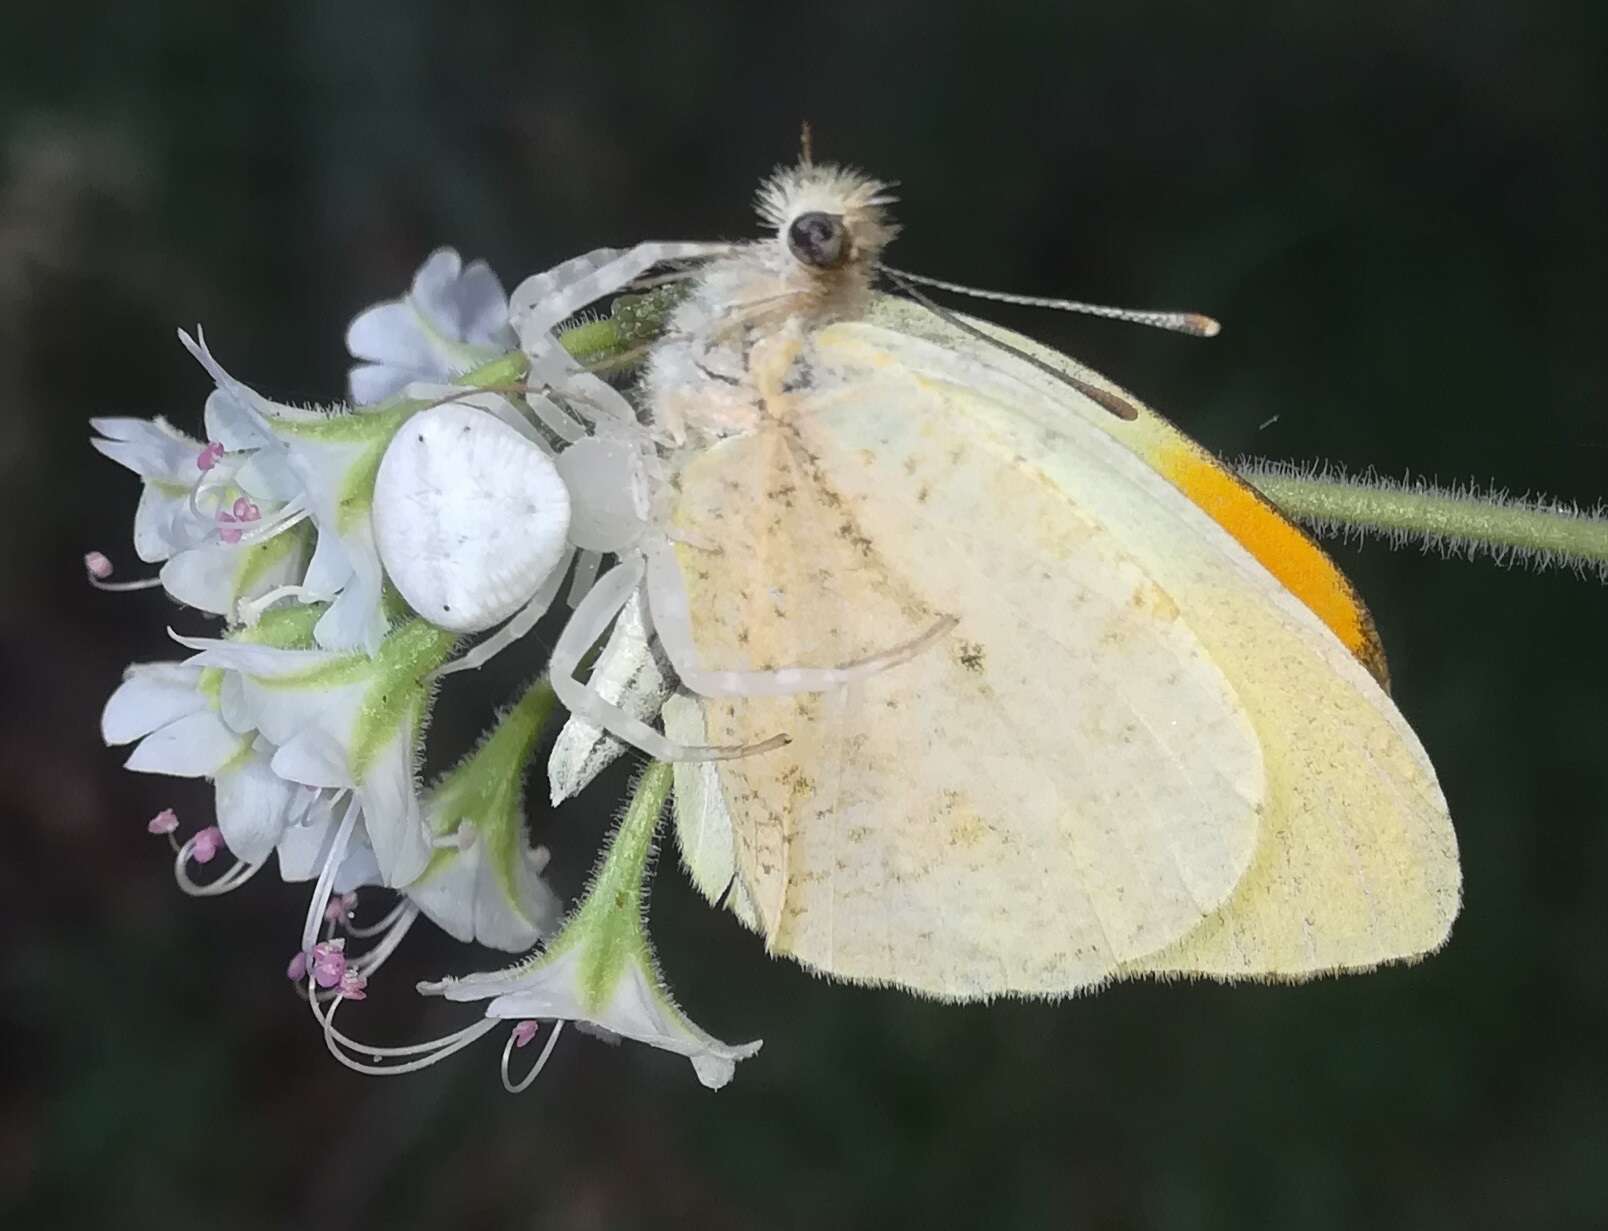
[882,267,1141,421]
[879,266,1221,338]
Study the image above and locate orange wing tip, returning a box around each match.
[1155,444,1390,687]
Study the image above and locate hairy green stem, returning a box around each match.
[1240,461,1608,578]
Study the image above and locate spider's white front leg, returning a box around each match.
[643,538,958,698]
[510,241,733,343]
[550,555,786,764]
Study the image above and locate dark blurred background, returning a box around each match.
[4,3,1606,1228]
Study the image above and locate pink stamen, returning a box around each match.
[231,496,261,522]
[511,1020,540,1049]
[311,938,347,989]
[147,808,179,836]
[323,891,359,925]
[286,950,309,981]
[338,968,368,1001]
[191,825,224,863]
[196,441,225,472]
[84,551,114,580]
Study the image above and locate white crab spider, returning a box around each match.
[370,246,674,676]
[378,217,953,763]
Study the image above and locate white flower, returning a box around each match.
[346,248,517,404]
[90,414,312,617]
[174,614,456,887]
[406,678,563,951]
[180,328,405,653]
[89,416,213,561]
[101,604,365,874]
[418,764,761,1091]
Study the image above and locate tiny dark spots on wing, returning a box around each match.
[957,641,986,672]
[917,484,930,503]
[837,521,874,557]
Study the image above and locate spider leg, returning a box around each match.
[643,539,958,698]
[551,555,786,764]
[431,547,574,680]
[511,241,733,343]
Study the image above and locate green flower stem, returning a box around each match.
[555,288,683,370]
[547,761,673,1014]
[421,678,559,894]
[459,351,530,390]
[1240,462,1608,577]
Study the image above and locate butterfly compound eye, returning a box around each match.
[787,211,848,269]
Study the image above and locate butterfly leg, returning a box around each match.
[643,539,958,698]
[551,555,788,763]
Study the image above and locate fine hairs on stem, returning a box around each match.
[1239,460,1608,581]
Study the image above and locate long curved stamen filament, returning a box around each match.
[315,993,500,1076]
[236,584,316,626]
[225,502,310,550]
[88,573,165,593]
[501,1019,566,1094]
[348,903,420,979]
[344,897,412,940]
[173,848,264,897]
[84,552,164,592]
[301,795,360,954]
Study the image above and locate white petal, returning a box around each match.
[202,389,271,451]
[300,522,355,598]
[217,671,255,734]
[439,950,761,1091]
[173,633,340,677]
[178,328,322,428]
[346,301,428,367]
[270,729,352,789]
[348,363,407,405]
[277,802,382,890]
[453,261,514,346]
[101,663,207,745]
[477,846,559,949]
[125,710,248,777]
[160,546,243,615]
[356,724,432,887]
[214,743,300,863]
[234,452,303,503]
[408,248,466,331]
[91,417,199,480]
[132,485,203,563]
[313,548,387,654]
[407,837,556,952]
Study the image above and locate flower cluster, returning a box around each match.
[93,249,758,1090]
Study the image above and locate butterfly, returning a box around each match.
[383,158,1461,1001]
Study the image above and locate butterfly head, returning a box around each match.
[754,161,899,296]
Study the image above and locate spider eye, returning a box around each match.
[786,211,848,270]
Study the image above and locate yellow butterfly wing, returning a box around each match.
[667,296,1458,998]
